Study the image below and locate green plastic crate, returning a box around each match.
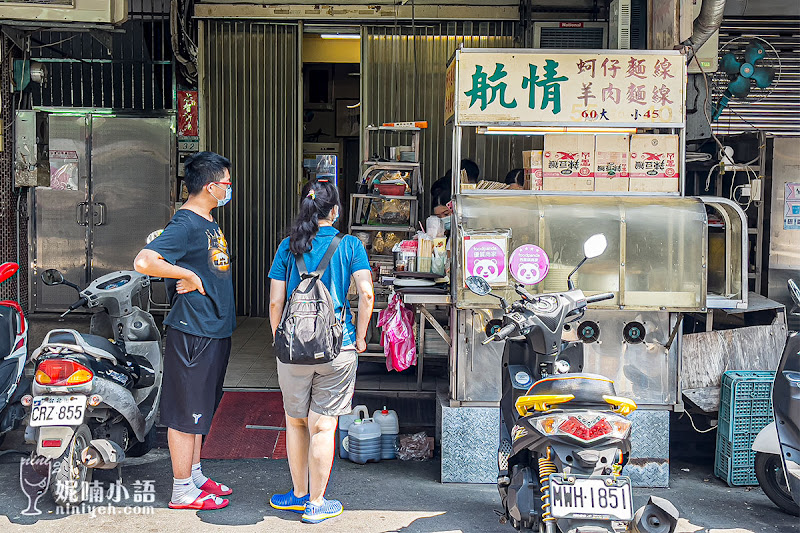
[717,370,775,440]
[715,370,775,487]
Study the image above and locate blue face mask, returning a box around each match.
[211,183,232,207]
[443,216,451,231]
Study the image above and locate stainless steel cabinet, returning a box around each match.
[32,114,174,312]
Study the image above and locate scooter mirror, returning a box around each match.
[466,276,492,296]
[788,279,800,308]
[0,262,19,284]
[41,269,65,286]
[583,234,608,259]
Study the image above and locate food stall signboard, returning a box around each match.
[452,49,686,128]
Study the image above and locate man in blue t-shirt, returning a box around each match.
[134,151,235,511]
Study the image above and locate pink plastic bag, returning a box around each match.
[377,293,417,372]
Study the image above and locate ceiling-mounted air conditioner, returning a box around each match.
[533,22,608,49]
[0,0,128,25]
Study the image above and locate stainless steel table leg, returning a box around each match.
[417,306,426,391]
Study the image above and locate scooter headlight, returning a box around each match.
[534,413,631,443]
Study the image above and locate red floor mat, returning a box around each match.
[201,391,288,460]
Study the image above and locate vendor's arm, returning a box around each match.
[268,279,287,339]
[353,270,375,353]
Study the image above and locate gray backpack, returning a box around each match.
[274,233,346,364]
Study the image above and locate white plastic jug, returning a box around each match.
[338,405,369,460]
[372,406,400,460]
[347,418,382,464]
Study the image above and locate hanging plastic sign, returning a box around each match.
[49,150,79,191]
[453,49,686,127]
[463,234,508,287]
[509,244,550,285]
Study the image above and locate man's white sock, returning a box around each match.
[172,476,202,504]
[192,462,209,488]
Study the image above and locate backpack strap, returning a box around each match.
[295,232,344,280]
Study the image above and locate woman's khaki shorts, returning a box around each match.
[277,349,358,419]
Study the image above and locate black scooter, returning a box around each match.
[466,234,678,533]
[752,279,800,516]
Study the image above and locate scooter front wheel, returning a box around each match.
[51,424,93,508]
[754,451,800,516]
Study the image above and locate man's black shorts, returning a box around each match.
[160,328,231,435]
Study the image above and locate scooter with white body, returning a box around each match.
[22,268,162,507]
[752,279,800,516]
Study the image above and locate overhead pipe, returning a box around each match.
[682,0,727,61]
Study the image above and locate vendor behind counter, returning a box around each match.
[430,158,481,228]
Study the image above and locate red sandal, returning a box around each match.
[200,478,233,496]
[169,491,229,510]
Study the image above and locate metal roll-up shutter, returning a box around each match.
[199,21,301,316]
[716,18,800,135]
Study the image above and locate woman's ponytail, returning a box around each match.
[289,179,340,255]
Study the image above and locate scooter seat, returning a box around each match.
[38,329,128,365]
[527,373,617,406]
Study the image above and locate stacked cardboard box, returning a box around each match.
[594,135,630,192]
[527,133,679,194]
[522,150,543,190]
[542,135,595,191]
[629,134,680,193]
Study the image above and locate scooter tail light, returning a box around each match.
[608,418,632,439]
[66,369,93,385]
[534,415,563,435]
[558,416,612,442]
[535,413,632,442]
[42,439,62,448]
[34,370,52,385]
[35,359,93,386]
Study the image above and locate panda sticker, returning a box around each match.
[509,244,550,285]
[473,258,501,282]
[464,238,508,286]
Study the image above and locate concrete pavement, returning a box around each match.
[0,428,797,533]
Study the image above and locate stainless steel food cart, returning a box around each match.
[437,48,751,487]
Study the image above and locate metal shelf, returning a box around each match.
[350,224,416,232]
[722,164,759,173]
[365,126,421,132]
[363,161,420,167]
[351,193,418,201]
